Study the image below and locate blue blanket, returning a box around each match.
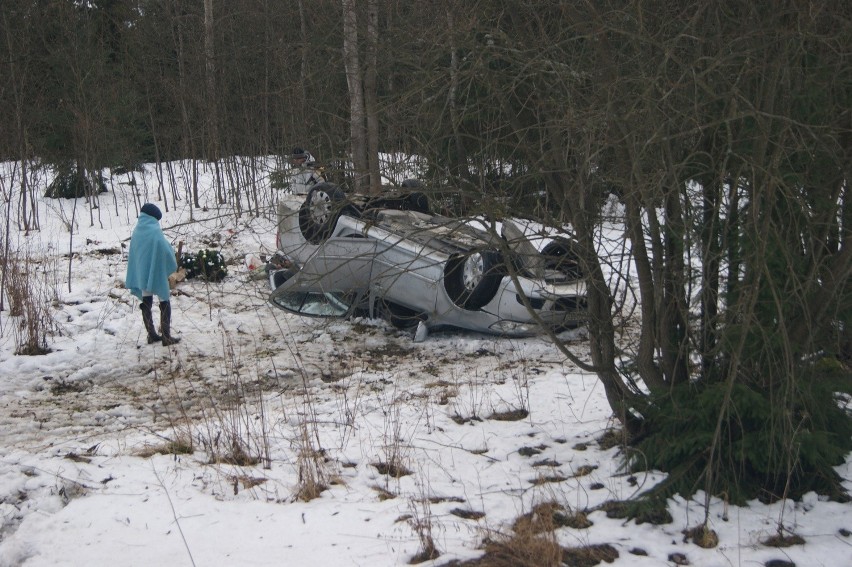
[125,214,177,301]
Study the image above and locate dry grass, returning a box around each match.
[229,474,267,495]
[372,485,397,501]
[450,508,485,520]
[489,408,529,421]
[408,483,440,564]
[596,428,625,450]
[3,249,57,355]
[293,419,329,501]
[683,524,719,548]
[292,378,331,501]
[561,543,619,566]
[374,391,413,481]
[136,437,194,458]
[437,501,617,566]
[761,532,805,548]
[512,501,592,533]
[476,529,563,567]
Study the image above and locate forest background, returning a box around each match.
[2,0,851,513]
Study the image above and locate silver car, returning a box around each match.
[267,182,587,339]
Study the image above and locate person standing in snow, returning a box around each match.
[283,147,324,194]
[125,203,180,346]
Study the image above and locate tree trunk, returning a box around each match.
[342,0,367,191]
[298,0,308,122]
[446,9,470,185]
[364,0,381,194]
[204,0,219,164]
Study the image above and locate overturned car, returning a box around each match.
[267,182,587,339]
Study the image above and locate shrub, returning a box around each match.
[630,361,852,504]
[180,250,227,282]
[44,164,107,199]
[3,251,58,355]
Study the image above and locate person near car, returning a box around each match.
[283,147,324,194]
[125,203,181,346]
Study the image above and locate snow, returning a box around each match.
[1,161,850,566]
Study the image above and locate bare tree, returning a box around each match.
[203,0,218,160]
[411,0,852,504]
[364,0,380,193]
[342,0,368,191]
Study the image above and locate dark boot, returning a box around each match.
[140,297,162,344]
[159,301,181,346]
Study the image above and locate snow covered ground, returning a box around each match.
[0,161,849,566]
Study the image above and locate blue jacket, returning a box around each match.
[125,213,177,301]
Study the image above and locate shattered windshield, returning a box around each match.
[271,290,353,317]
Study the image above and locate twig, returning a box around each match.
[151,461,196,567]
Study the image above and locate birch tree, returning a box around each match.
[342,0,368,191]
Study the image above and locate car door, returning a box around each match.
[269,236,377,318]
[360,212,446,315]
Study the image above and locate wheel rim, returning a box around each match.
[309,189,331,224]
[462,253,484,292]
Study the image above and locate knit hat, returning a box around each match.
[140,203,162,221]
[292,147,308,160]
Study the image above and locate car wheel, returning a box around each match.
[363,191,430,215]
[403,191,430,214]
[299,182,346,244]
[401,178,423,189]
[399,181,429,213]
[542,239,583,279]
[444,250,503,310]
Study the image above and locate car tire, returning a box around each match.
[299,182,347,244]
[444,250,503,310]
[399,181,429,212]
[404,191,430,214]
[401,178,423,189]
[542,238,583,279]
[363,191,430,215]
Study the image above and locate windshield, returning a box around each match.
[272,290,353,317]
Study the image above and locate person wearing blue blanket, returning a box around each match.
[125,203,180,346]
